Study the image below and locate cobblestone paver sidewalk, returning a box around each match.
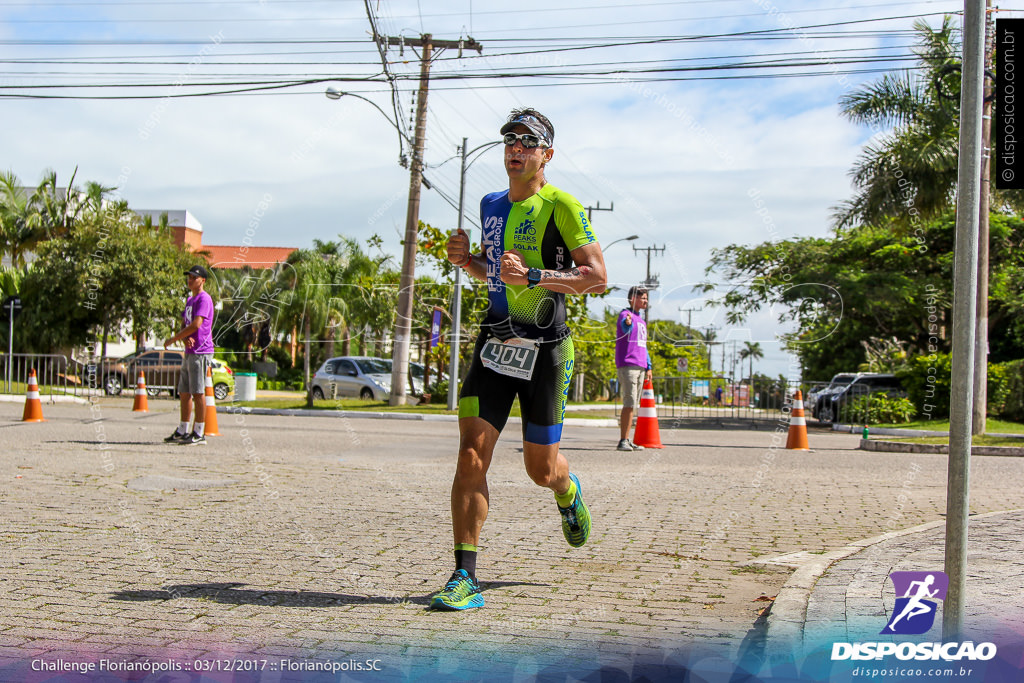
[2,401,1023,680]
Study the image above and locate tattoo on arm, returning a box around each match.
[546,265,591,279]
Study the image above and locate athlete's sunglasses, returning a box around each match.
[502,132,549,149]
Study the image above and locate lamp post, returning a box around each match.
[325,87,412,151]
[325,86,424,405]
[447,137,502,411]
[601,234,639,252]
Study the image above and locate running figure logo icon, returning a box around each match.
[881,571,949,635]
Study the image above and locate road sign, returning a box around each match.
[2,296,21,321]
[677,357,689,373]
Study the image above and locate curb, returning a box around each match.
[218,405,619,428]
[0,394,91,405]
[762,518,945,655]
[763,509,1024,654]
[859,439,1024,457]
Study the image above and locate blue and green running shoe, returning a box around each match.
[558,472,591,548]
[429,569,484,611]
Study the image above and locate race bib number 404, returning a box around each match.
[481,338,539,381]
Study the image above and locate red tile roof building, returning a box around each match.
[135,209,296,269]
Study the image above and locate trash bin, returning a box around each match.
[236,372,257,402]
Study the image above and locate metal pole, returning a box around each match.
[972,0,993,435]
[943,0,985,642]
[447,137,469,412]
[6,303,12,393]
[390,34,432,406]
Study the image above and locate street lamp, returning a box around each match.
[325,88,411,163]
[447,137,502,411]
[601,234,639,252]
[325,86,424,406]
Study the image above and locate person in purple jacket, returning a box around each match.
[163,265,215,445]
[615,285,652,451]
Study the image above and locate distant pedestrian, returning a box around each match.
[615,285,652,451]
[715,385,723,406]
[163,265,214,446]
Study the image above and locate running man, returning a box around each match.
[615,285,652,451]
[884,574,939,632]
[432,108,608,610]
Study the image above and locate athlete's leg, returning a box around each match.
[519,336,589,546]
[452,417,500,547]
[523,441,571,494]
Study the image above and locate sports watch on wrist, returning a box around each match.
[526,267,542,289]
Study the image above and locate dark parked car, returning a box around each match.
[88,350,235,400]
[809,373,861,419]
[817,373,906,423]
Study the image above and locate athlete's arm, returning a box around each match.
[459,253,488,282]
[446,228,487,282]
[499,243,607,295]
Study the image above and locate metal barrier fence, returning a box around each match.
[0,353,102,399]
[606,375,821,426]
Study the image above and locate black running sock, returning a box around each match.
[454,544,478,581]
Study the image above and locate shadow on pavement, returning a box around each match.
[45,440,171,446]
[111,580,546,608]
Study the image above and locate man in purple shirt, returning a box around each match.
[163,265,215,445]
[615,285,652,451]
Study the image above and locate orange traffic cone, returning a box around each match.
[632,377,664,449]
[132,371,149,413]
[202,366,220,436]
[785,390,810,450]
[21,368,46,423]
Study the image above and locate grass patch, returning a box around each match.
[730,565,772,575]
[872,418,1024,434]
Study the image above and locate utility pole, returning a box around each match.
[973,0,994,435]
[944,0,985,643]
[584,201,614,223]
[370,32,482,405]
[447,137,501,411]
[633,244,665,324]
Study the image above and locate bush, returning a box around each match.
[267,344,293,370]
[839,393,916,425]
[428,379,450,403]
[899,353,1024,422]
[897,354,952,419]
[992,359,1024,422]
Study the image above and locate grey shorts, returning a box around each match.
[178,354,212,395]
[617,365,646,409]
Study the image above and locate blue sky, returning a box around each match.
[1,0,971,377]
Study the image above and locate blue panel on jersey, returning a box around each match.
[524,421,563,445]
[480,191,512,320]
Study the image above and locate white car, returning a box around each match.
[310,356,426,401]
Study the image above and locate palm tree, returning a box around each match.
[0,169,113,267]
[833,16,962,230]
[739,342,763,385]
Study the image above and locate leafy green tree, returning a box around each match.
[17,200,193,355]
[704,214,952,379]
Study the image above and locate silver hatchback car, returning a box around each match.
[310,356,425,401]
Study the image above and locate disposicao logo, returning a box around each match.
[881,570,948,635]
[831,570,997,663]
